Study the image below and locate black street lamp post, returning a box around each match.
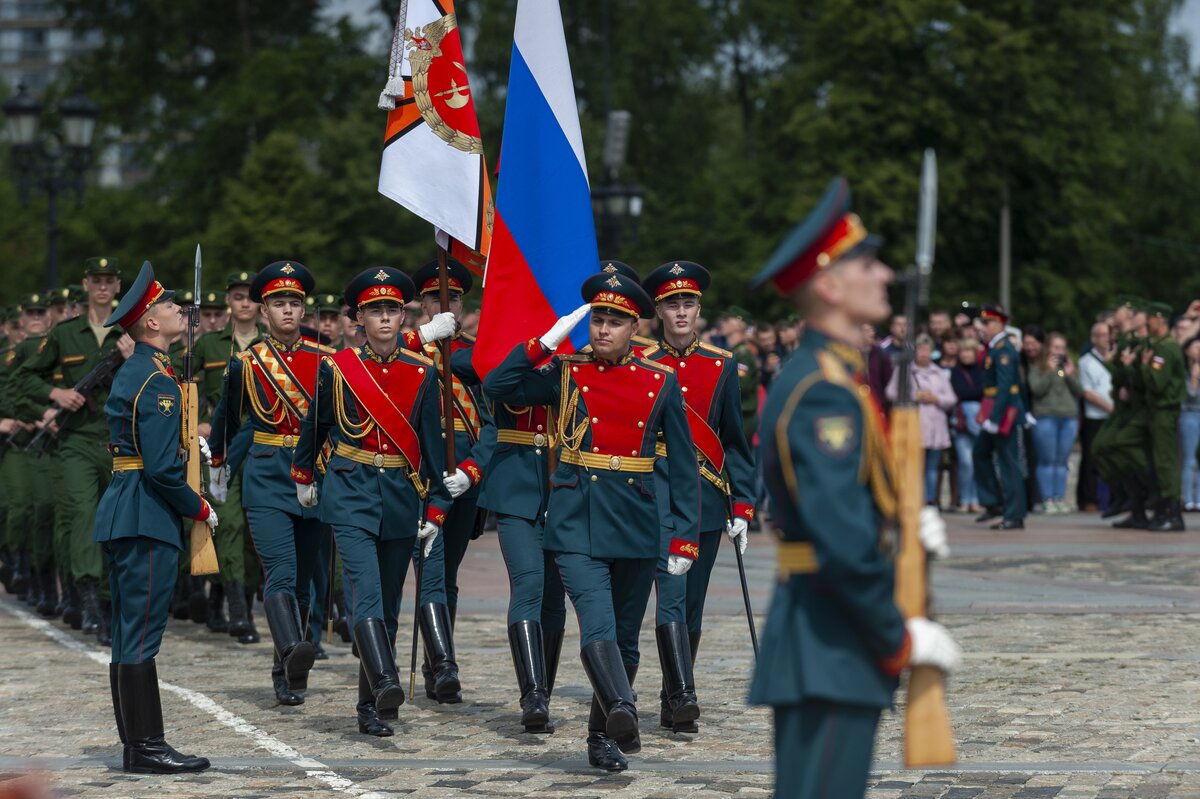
[3,85,100,289]
[591,110,644,257]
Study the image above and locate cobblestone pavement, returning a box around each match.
[4,513,1200,797]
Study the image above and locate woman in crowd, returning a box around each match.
[950,336,986,513]
[1028,332,1083,513]
[886,333,957,506]
[938,336,959,369]
[1181,336,1200,511]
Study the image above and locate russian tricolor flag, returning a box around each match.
[472,0,598,378]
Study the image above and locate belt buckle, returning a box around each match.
[609,455,622,470]
[533,433,546,447]
[373,453,385,467]
[282,434,295,448]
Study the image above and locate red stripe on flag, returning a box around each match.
[472,213,572,379]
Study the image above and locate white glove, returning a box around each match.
[296,482,318,508]
[906,617,962,673]
[443,469,471,499]
[981,419,1000,435]
[667,554,693,576]
[726,517,748,555]
[918,506,949,560]
[417,521,440,557]
[539,303,591,351]
[198,436,212,465]
[209,465,229,503]
[1025,412,1037,428]
[418,312,457,344]
[202,505,219,532]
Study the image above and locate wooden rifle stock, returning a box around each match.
[891,404,954,767]
[183,378,219,575]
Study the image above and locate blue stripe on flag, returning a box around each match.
[496,45,598,349]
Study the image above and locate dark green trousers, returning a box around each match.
[973,430,1025,523]
[105,538,179,664]
[772,700,880,799]
[556,552,656,665]
[60,434,110,581]
[1151,408,1181,501]
[214,472,252,584]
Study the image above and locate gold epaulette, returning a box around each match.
[559,354,591,363]
[640,358,675,375]
[235,350,252,363]
[640,343,661,357]
[699,342,733,358]
[405,349,434,366]
[632,334,656,346]
[815,350,853,386]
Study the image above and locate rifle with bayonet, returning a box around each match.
[892,149,955,767]
[24,348,124,456]
[184,244,219,575]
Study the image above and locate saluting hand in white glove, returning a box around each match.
[539,304,591,352]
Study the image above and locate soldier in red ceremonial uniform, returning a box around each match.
[209,261,334,707]
[484,272,700,772]
[292,267,451,737]
[639,260,757,734]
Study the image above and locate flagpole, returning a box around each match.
[437,240,457,469]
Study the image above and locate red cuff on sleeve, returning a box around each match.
[291,465,314,485]
[880,630,912,677]
[733,502,755,522]
[669,538,700,560]
[209,455,225,468]
[459,459,483,486]
[426,505,447,527]
[192,498,211,521]
[524,337,549,364]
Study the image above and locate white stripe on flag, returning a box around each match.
[513,0,589,182]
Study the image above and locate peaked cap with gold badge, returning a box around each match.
[751,177,883,295]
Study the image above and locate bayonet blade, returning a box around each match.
[916,149,937,277]
[193,244,203,306]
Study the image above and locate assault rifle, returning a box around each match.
[25,348,124,456]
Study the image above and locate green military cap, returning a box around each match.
[1145,301,1173,318]
[175,289,195,305]
[199,290,224,309]
[19,292,48,311]
[48,286,71,305]
[67,284,86,304]
[314,292,342,314]
[724,305,751,321]
[226,270,254,290]
[84,256,120,276]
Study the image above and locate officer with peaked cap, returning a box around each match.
[747,177,960,799]
[972,305,1027,530]
[210,260,331,706]
[293,266,452,737]
[411,256,482,703]
[93,260,218,774]
[484,271,700,772]
[640,260,757,734]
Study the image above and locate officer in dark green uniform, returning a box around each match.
[1143,301,1186,531]
[293,266,451,737]
[1091,299,1136,518]
[484,273,700,772]
[1,295,47,607]
[747,177,960,799]
[4,294,57,614]
[972,306,1027,530]
[640,261,757,734]
[94,260,218,774]
[13,256,134,643]
[193,272,264,642]
[0,307,16,593]
[210,261,330,706]
[413,258,486,704]
[1103,305,1158,528]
